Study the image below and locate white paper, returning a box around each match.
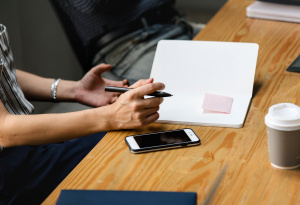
[150,40,259,128]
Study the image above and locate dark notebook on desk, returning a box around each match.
[56,190,197,205]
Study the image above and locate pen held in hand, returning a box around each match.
[105,86,173,97]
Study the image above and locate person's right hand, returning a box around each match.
[106,78,165,130]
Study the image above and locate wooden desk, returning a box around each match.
[44,0,300,204]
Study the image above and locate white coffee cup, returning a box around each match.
[265,103,300,169]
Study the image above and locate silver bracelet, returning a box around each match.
[51,78,61,102]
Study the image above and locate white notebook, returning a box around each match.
[150,40,259,128]
[246,1,300,23]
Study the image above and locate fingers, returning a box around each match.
[104,78,129,88]
[128,107,160,127]
[133,82,165,98]
[130,78,154,89]
[107,79,166,129]
[141,106,160,119]
[135,97,164,110]
[127,97,162,126]
[141,111,160,125]
[122,79,129,87]
[110,96,119,104]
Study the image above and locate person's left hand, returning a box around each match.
[74,64,129,107]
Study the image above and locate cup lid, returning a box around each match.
[265,103,300,131]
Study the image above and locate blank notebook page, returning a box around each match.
[150,40,259,128]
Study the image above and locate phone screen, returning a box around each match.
[133,130,192,148]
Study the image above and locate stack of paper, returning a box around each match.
[246,1,300,23]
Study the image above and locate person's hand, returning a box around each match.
[74,64,129,107]
[106,79,165,130]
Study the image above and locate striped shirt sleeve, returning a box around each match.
[0,24,34,115]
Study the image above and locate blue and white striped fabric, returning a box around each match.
[0,24,34,115]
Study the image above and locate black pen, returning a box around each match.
[105,86,173,97]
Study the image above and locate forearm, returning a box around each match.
[0,107,111,147]
[16,69,77,102]
[0,80,165,147]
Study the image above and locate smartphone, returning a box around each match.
[125,128,201,154]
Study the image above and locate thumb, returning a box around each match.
[90,64,112,76]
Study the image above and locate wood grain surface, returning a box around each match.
[43,0,300,204]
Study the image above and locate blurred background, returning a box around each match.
[0,0,227,113]
[176,0,227,23]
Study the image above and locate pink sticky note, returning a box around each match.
[202,93,233,114]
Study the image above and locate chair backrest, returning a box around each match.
[50,0,96,71]
[49,0,177,72]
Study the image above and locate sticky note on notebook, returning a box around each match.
[202,93,233,114]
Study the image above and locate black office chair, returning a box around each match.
[50,0,179,73]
